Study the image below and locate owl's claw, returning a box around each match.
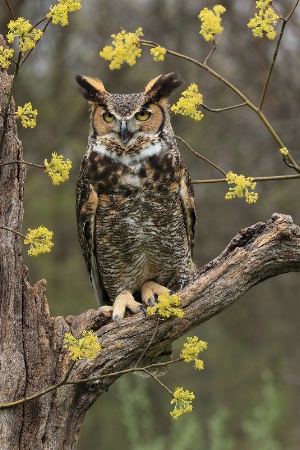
[113,315,121,327]
[147,298,155,307]
[139,304,147,316]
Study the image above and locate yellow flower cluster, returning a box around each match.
[24,226,54,256]
[248,1,279,40]
[171,83,204,121]
[279,147,289,156]
[198,5,226,42]
[146,292,184,319]
[225,171,258,204]
[15,102,38,128]
[99,28,143,70]
[170,387,195,420]
[256,0,272,8]
[63,330,101,361]
[150,46,167,62]
[180,336,208,371]
[0,46,14,69]
[44,152,72,185]
[7,18,43,52]
[47,0,82,27]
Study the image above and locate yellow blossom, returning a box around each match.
[147,292,184,319]
[248,2,279,40]
[99,28,143,70]
[199,5,226,41]
[279,147,289,156]
[170,387,195,420]
[256,0,272,10]
[24,226,54,256]
[15,102,38,128]
[225,171,258,204]
[150,46,167,62]
[0,46,14,69]
[180,336,208,371]
[44,152,72,185]
[63,330,101,361]
[7,18,43,52]
[47,0,82,27]
[171,83,204,121]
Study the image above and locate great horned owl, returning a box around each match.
[76,73,197,326]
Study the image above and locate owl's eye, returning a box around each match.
[103,111,115,123]
[135,110,151,121]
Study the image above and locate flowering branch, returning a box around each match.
[192,174,300,184]
[140,39,300,174]
[0,329,206,421]
[0,153,72,185]
[0,225,54,256]
[0,357,185,410]
[19,18,52,68]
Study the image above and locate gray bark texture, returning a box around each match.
[1,47,300,449]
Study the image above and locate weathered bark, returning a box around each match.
[1,48,300,449]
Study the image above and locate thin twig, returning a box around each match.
[142,370,174,397]
[66,359,183,385]
[0,225,26,239]
[286,0,300,21]
[258,19,286,110]
[201,102,247,113]
[0,160,44,169]
[203,38,218,66]
[134,317,160,368]
[4,0,16,20]
[175,135,227,176]
[0,361,76,410]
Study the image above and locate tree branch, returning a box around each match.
[65,213,300,386]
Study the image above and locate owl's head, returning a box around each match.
[76,73,183,145]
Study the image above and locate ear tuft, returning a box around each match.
[76,75,108,104]
[144,72,183,102]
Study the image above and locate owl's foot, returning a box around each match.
[112,290,144,325]
[141,281,171,307]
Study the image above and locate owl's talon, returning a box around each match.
[147,298,155,307]
[139,304,147,316]
[113,315,121,327]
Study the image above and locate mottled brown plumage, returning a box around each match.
[76,73,197,328]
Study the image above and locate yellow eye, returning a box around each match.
[135,110,151,121]
[103,111,115,123]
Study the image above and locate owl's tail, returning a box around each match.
[133,343,173,378]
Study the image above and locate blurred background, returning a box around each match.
[1,1,300,448]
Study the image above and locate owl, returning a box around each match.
[76,72,197,326]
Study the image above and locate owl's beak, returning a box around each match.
[120,120,132,144]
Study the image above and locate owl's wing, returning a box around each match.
[76,161,110,306]
[179,167,197,256]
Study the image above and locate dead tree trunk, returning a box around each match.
[1,58,300,450]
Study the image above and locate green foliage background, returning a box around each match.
[1,1,300,448]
